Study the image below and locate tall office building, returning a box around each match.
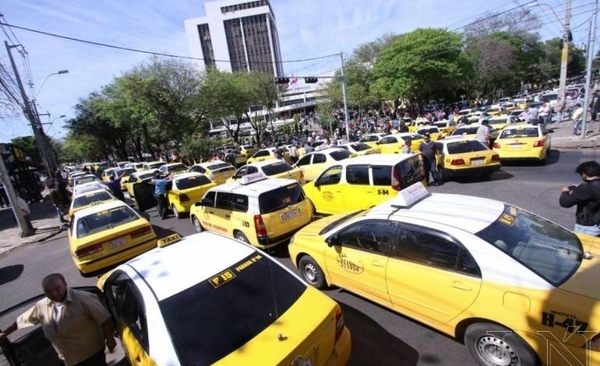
[184,0,284,77]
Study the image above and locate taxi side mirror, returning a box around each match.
[314,180,320,188]
[326,234,339,247]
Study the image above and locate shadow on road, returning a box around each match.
[0,265,24,286]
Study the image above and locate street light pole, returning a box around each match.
[580,0,598,138]
[339,52,350,141]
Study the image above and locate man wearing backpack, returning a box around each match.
[559,160,600,236]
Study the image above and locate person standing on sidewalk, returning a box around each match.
[572,102,584,135]
[555,97,565,124]
[559,161,600,236]
[16,192,35,232]
[418,133,441,186]
[0,273,116,366]
[48,181,67,225]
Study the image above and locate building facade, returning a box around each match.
[184,0,284,77]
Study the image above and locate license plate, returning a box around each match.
[509,144,522,149]
[280,208,301,222]
[471,159,484,166]
[109,237,126,249]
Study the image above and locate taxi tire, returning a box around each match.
[172,205,182,219]
[464,323,540,366]
[234,231,250,244]
[299,256,326,289]
[191,216,204,233]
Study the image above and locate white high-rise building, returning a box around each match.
[184,0,284,77]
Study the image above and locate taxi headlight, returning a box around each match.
[289,236,295,245]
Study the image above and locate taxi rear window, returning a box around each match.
[207,163,234,171]
[76,206,138,238]
[262,162,293,176]
[259,184,305,214]
[446,140,488,154]
[159,252,306,366]
[72,191,113,209]
[330,150,352,161]
[175,175,212,190]
[393,155,425,189]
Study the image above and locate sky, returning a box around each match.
[0,0,597,142]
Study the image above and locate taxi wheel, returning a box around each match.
[299,256,326,289]
[191,216,204,232]
[172,205,182,219]
[234,231,250,244]
[464,323,540,366]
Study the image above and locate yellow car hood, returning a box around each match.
[559,235,600,300]
[216,288,342,366]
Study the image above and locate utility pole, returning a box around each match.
[558,0,571,102]
[0,144,34,237]
[340,52,350,141]
[580,0,598,138]
[4,41,56,175]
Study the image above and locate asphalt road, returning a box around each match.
[0,148,596,366]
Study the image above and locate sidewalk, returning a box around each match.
[0,197,64,257]
[546,117,600,149]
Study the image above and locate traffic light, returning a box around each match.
[274,77,290,84]
[305,77,318,84]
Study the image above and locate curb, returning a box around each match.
[0,227,65,257]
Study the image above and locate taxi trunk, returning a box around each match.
[71,221,157,276]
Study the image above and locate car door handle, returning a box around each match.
[225,215,230,218]
[451,281,472,291]
[371,260,385,268]
[208,211,214,214]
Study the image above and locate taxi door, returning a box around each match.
[206,192,235,236]
[310,165,345,214]
[324,219,398,307]
[339,164,378,211]
[302,153,327,182]
[386,225,482,325]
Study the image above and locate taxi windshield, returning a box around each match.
[259,183,305,214]
[261,162,293,176]
[351,143,371,151]
[319,210,367,235]
[330,150,352,161]
[159,253,306,366]
[76,206,138,238]
[207,163,234,171]
[72,191,113,209]
[475,204,583,287]
[446,140,488,154]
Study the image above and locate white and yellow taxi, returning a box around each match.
[189,160,236,185]
[432,120,456,138]
[189,173,313,249]
[158,162,188,175]
[166,172,217,218]
[336,142,381,157]
[359,133,388,148]
[93,232,351,366]
[68,200,157,276]
[142,161,166,172]
[116,167,137,191]
[434,138,501,181]
[294,148,352,182]
[303,154,425,215]
[124,170,157,198]
[246,147,292,165]
[493,123,551,165]
[289,182,600,366]
[376,132,424,154]
[101,167,121,183]
[416,126,442,141]
[227,160,305,184]
[68,188,117,217]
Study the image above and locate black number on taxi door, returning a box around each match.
[377,189,389,195]
[242,220,250,228]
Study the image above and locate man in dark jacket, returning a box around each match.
[559,161,600,236]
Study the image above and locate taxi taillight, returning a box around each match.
[335,305,345,343]
[391,166,401,191]
[533,139,545,147]
[451,159,465,166]
[254,215,267,237]
[492,154,500,161]
[75,243,103,258]
[130,226,153,239]
[493,142,500,148]
[179,193,190,202]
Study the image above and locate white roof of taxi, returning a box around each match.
[73,199,130,217]
[245,159,291,168]
[339,153,417,165]
[211,177,299,196]
[193,160,229,168]
[368,192,504,234]
[72,181,107,196]
[123,232,259,301]
[172,171,204,180]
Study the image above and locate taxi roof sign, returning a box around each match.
[240,171,268,185]
[157,233,182,248]
[390,182,430,208]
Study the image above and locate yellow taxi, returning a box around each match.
[92,231,351,366]
[294,148,353,182]
[116,167,136,191]
[246,147,292,165]
[493,123,551,164]
[124,170,157,197]
[189,160,236,185]
[227,160,305,184]
[485,105,508,117]
[376,132,424,154]
[432,120,456,138]
[158,162,188,175]
[336,142,381,157]
[72,174,100,186]
[434,138,501,181]
[289,182,600,366]
[416,126,442,141]
[68,200,157,276]
[189,173,313,249]
[303,154,425,215]
[68,188,117,217]
[166,172,217,218]
[131,162,145,172]
[487,115,513,131]
[101,167,121,182]
[238,144,258,158]
[358,132,388,148]
[449,124,481,139]
[142,161,166,171]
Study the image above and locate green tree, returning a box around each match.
[10,136,40,161]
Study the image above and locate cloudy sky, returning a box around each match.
[0,0,595,141]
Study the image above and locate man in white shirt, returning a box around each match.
[16,193,35,232]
